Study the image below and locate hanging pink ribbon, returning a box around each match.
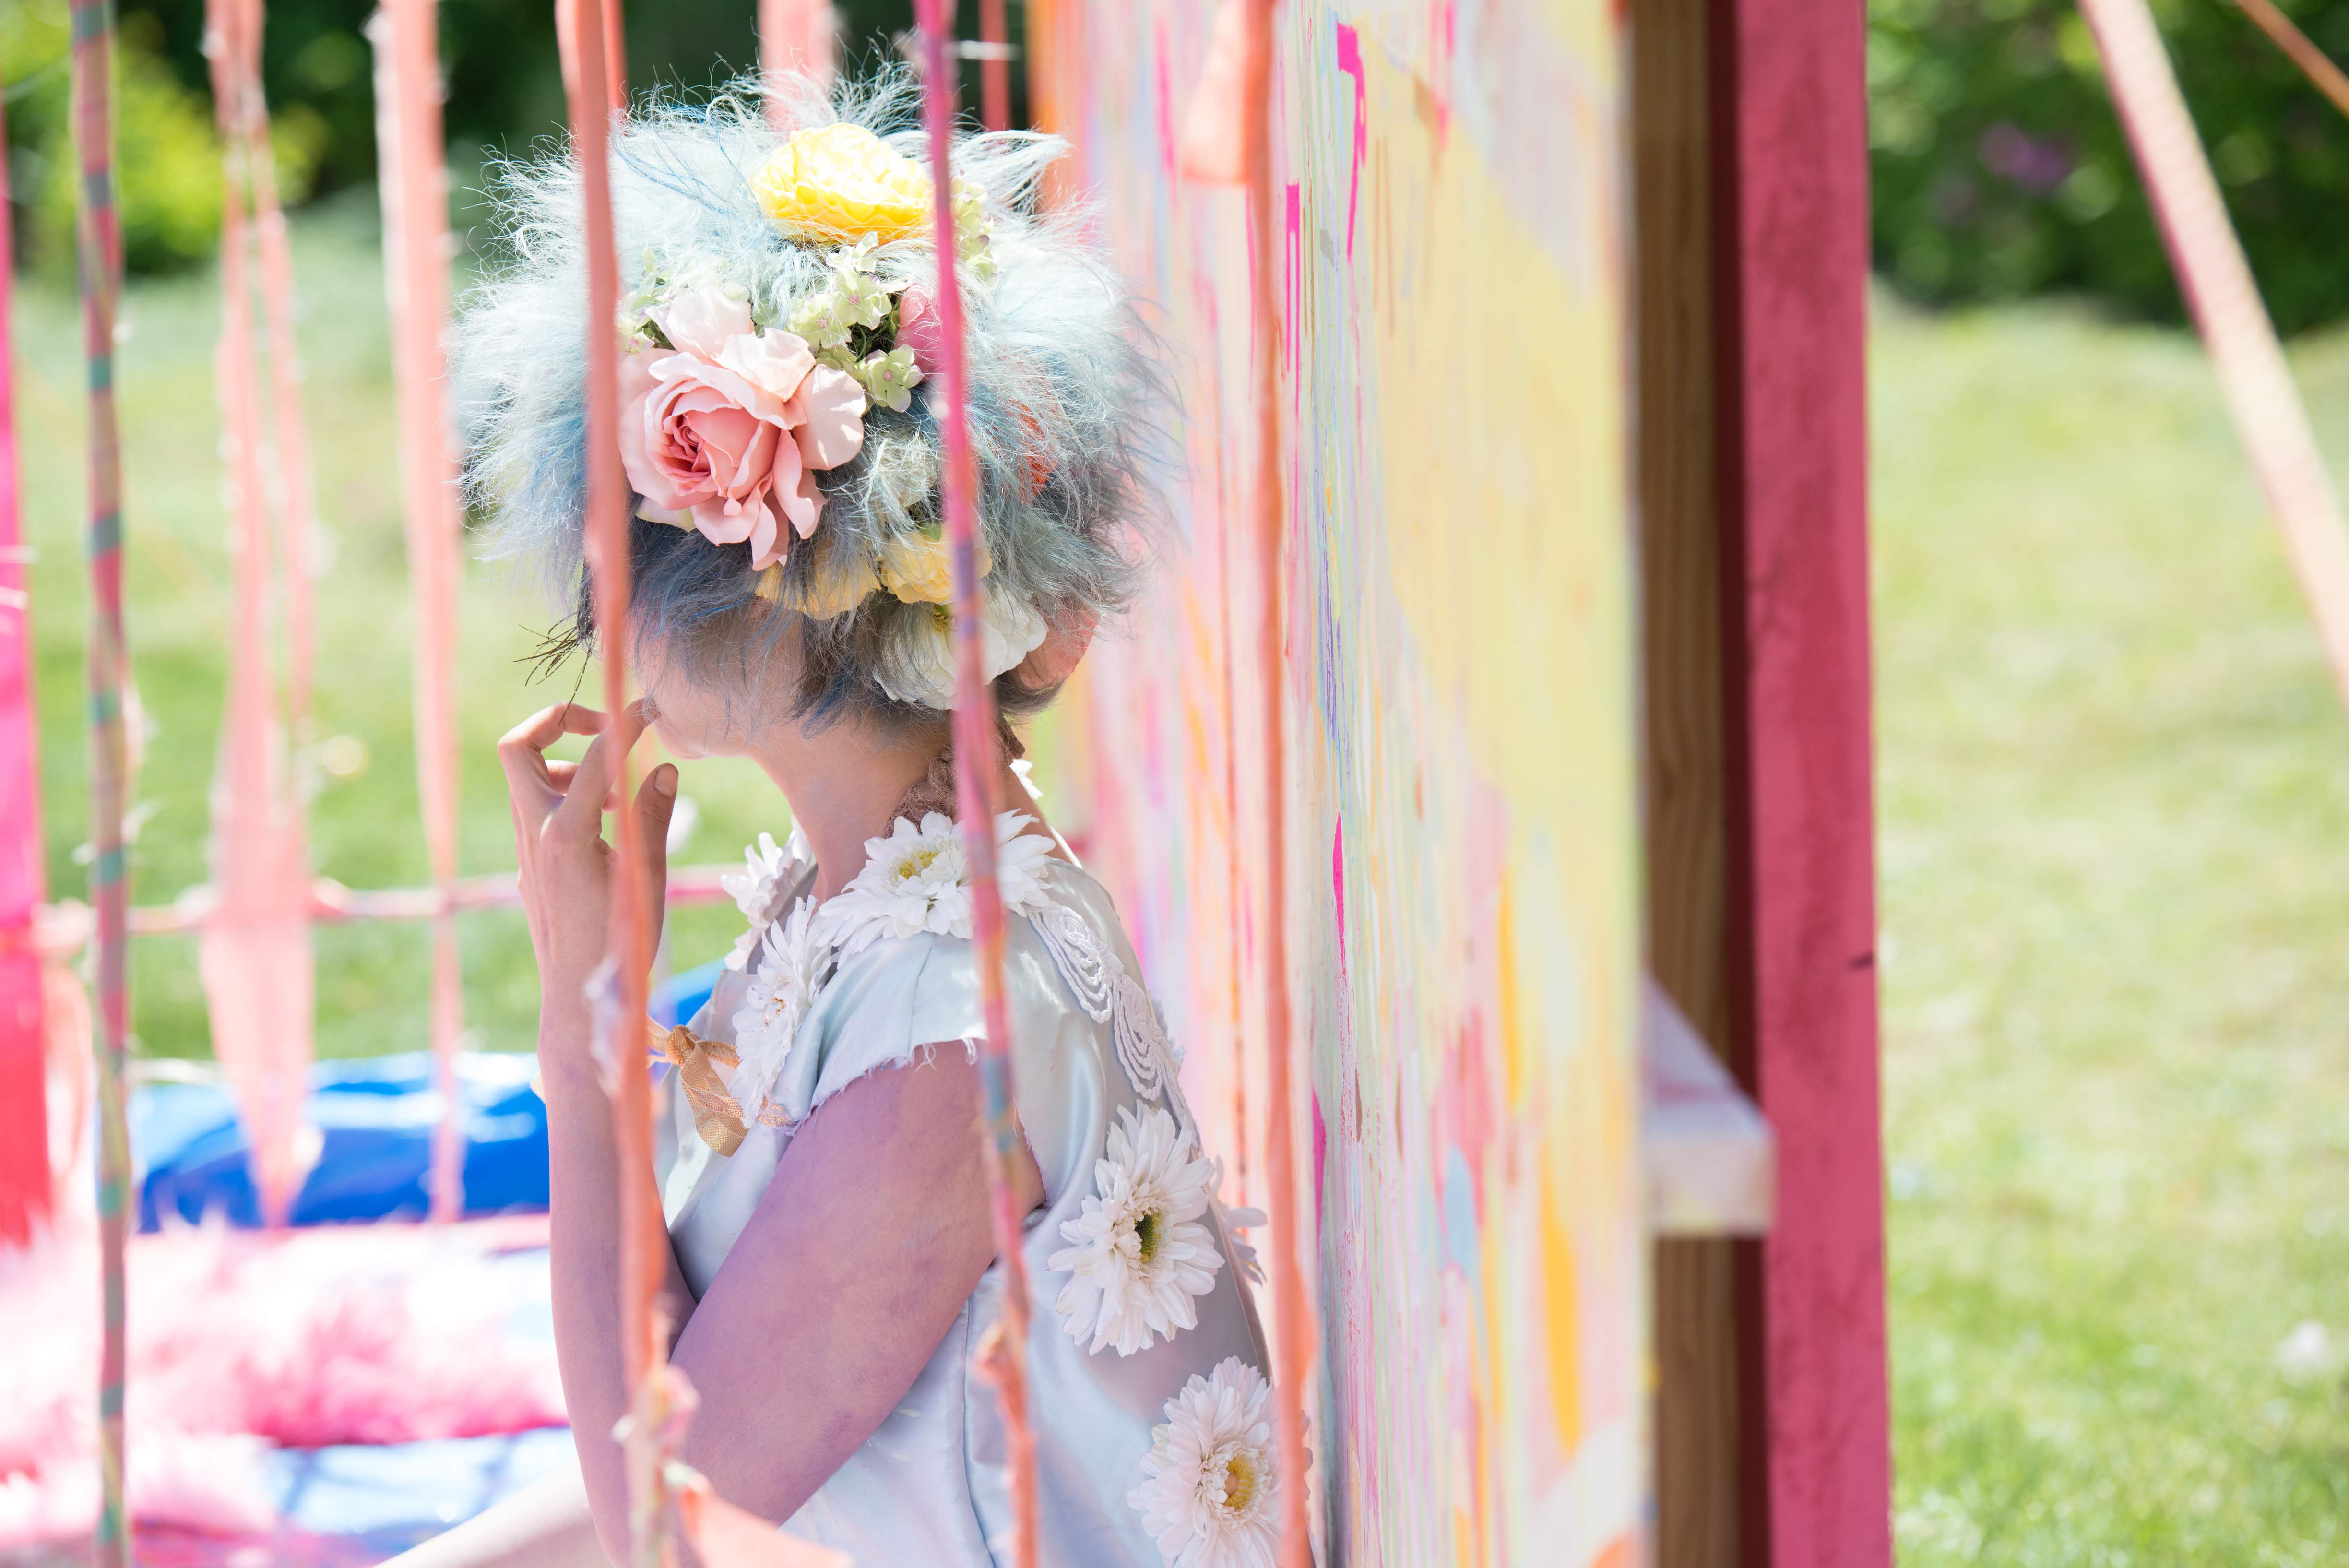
[370,0,471,1221]
[760,0,837,120]
[199,0,317,1230]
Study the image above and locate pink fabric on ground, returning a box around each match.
[0,1214,564,1544]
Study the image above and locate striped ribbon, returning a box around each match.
[370,0,469,1223]
[909,6,1040,1563]
[554,7,673,1567]
[69,0,132,1562]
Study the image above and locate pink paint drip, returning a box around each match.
[1333,23,1367,260]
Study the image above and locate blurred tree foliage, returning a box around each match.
[0,0,963,277]
[1872,0,2349,334]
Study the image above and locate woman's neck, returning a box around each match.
[748,715,1042,902]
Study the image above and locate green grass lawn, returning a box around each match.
[17,204,2349,1556]
[1873,297,2349,1563]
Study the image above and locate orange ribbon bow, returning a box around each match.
[654,1022,748,1157]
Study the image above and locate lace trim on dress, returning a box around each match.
[1027,890,1197,1148]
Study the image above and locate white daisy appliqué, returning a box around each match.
[1128,1357,1283,1568]
[718,826,810,972]
[819,810,1057,956]
[727,895,830,1114]
[1047,1104,1224,1355]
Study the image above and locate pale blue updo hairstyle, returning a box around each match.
[451,70,1161,727]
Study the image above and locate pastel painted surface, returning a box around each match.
[1032,2,1641,1559]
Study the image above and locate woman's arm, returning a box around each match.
[498,702,697,1555]
[496,701,1044,1555]
[382,1047,1041,1568]
[667,1044,1044,1522]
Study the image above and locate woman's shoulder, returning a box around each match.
[722,811,1112,1124]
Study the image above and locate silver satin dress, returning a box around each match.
[660,849,1271,1567]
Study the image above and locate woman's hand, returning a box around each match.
[497,701,677,1066]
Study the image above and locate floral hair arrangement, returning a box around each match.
[453,73,1158,720]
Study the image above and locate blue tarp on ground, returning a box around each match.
[132,960,724,1231]
[132,1052,550,1230]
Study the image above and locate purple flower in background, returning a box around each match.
[1978,122,2075,195]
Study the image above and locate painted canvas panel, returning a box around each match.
[1029,1,1642,1562]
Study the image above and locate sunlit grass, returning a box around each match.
[1874,295,2349,1563]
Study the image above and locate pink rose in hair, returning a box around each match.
[617,290,868,570]
[895,283,946,374]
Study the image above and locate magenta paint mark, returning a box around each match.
[1153,22,1178,175]
[1333,22,1367,260]
[1331,816,1348,970]
[1311,1092,1328,1225]
[1283,182,1302,404]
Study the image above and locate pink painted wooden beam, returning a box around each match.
[0,90,50,1248]
[1711,0,1892,1562]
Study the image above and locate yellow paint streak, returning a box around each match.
[1542,1171,1583,1451]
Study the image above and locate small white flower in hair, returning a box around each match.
[874,589,1047,710]
[856,345,925,414]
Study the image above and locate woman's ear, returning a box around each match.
[1013,611,1097,692]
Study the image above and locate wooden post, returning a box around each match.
[1712,0,1891,1562]
[1633,0,1739,1560]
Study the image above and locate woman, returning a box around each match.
[399,76,1283,1568]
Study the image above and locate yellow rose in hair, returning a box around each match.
[754,124,933,244]
[879,527,989,605]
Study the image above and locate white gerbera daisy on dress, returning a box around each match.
[718,825,811,971]
[728,895,830,1112]
[1047,1104,1224,1355]
[1128,1357,1283,1568]
[819,811,1058,956]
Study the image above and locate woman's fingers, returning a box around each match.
[551,701,651,838]
[498,704,608,806]
[634,764,678,945]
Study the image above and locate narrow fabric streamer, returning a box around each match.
[2080,0,2349,712]
[0,85,55,1245]
[910,4,1040,1564]
[760,0,837,117]
[233,0,318,734]
[979,0,1012,133]
[2230,0,2349,123]
[369,0,469,1223]
[201,0,318,1233]
[555,8,671,1565]
[1233,3,1317,1562]
[69,0,134,1561]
